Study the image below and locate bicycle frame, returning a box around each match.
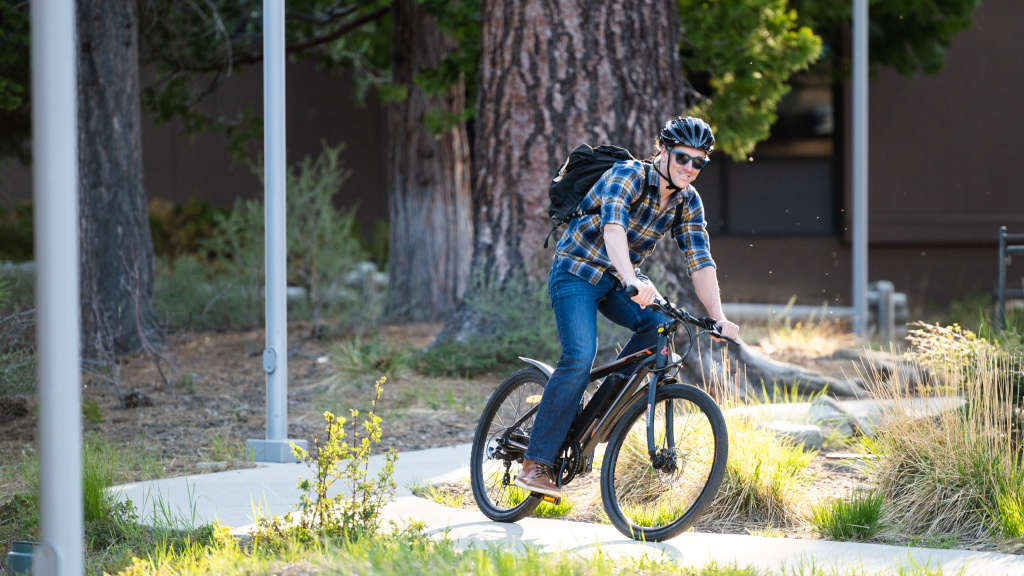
[500,315,688,482]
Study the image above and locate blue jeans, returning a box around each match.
[524,261,670,467]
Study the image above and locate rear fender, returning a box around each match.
[518,356,554,379]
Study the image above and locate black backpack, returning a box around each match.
[544,144,648,248]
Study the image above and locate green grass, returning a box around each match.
[411,483,467,508]
[0,434,175,575]
[94,525,966,576]
[704,416,816,527]
[414,481,575,520]
[335,335,415,378]
[811,491,885,541]
[991,488,1024,538]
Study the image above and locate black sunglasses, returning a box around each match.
[669,149,710,170]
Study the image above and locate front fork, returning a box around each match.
[647,327,675,460]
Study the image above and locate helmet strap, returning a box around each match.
[653,147,682,191]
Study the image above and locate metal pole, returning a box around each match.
[852,0,869,337]
[31,0,83,573]
[247,0,306,462]
[998,226,1007,330]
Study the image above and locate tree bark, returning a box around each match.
[77,0,159,359]
[437,0,686,342]
[439,0,860,398]
[385,0,472,322]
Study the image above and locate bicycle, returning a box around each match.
[469,286,737,542]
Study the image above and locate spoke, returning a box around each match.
[610,395,716,529]
[476,378,543,512]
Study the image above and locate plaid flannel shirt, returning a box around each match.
[552,159,716,286]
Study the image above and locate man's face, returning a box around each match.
[663,144,708,188]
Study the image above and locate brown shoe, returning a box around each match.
[514,459,560,498]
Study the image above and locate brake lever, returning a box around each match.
[702,324,739,346]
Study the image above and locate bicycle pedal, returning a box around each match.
[541,495,562,506]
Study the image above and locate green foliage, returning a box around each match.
[861,323,1024,543]
[680,0,823,159]
[811,490,885,541]
[138,1,392,161]
[335,336,414,380]
[706,416,816,526]
[148,197,226,260]
[153,254,262,331]
[0,265,35,396]
[283,143,367,336]
[0,201,33,261]
[83,399,104,426]
[152,143,370,333]
[0,1,30,162]
[791,0,981,76]
[992,486,1024,539]
[418,275,560,378]
[259,376,398,544]
[414,0,481,133]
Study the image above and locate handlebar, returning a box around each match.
[624,284,739,346]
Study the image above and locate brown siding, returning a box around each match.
[845,0,1024,244]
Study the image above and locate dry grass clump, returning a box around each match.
[757,300,856,359]
[702,415,816,528]
[861,322,1024,545]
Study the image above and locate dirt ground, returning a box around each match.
[0,321,879,498]
[0,322,496,495]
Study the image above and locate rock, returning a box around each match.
[808,396,861,437]
[123,390,154,409]
[760,420,823,451]
[197,461,228,471]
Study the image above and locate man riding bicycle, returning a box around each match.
[516,116,741,498]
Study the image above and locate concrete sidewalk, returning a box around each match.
[111,443,1024,575]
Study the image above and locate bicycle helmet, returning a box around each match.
[659,116,715,153]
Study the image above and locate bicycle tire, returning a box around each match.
[600,383,728,541]
[470,367,546,522]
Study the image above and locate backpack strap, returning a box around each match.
[581,161,651,217]
[545,162,650,249]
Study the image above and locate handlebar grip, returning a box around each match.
[624,284,639,298]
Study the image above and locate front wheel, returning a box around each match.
[600,383,728,542]
[470,367,546,522]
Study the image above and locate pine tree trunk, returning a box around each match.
[438,0,688,342]
[77,0,159,360]
[385,0,472,322]
[438,0,860,397]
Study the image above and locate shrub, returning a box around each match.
[0,201,33,261]
[255,376,398,545]
[148,196,225,260]
[153,142,370,333]
[811,490,885,541]
[283,143,366,336]
[862,322,1024,544]
[0,266,35,395]
[153,254,263,331]
[334,336,414,379]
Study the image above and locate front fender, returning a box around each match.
[517,356,554,379]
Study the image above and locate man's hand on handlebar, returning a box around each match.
[710,318,740,342]
[627,278,659,309]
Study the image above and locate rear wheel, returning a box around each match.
[470,367,546,522]
[600,383,728,541]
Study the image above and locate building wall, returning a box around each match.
[849,0,1024,244]
[1,61,389,227]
